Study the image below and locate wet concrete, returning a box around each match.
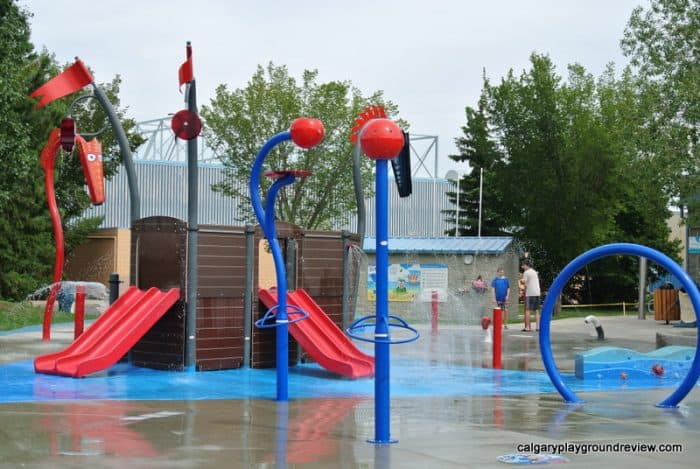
[0,316,698,468]
[1,391,699,468]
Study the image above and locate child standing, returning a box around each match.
[491,268,510,329]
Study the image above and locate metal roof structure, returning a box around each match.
[84,119,470,237]
[86,160,462,237]
[362,236,513,254]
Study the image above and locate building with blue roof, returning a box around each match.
[355,236,520,324]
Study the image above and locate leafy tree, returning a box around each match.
[201,62,401,230]
[480,55,622,288]
[621,0,699,223]
[0,0,56,299]
[0,0,142,300]
[454,54,679,302]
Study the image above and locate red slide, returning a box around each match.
[34,286,180,378]
[258,288,374,379]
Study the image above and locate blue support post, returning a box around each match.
[372,159,393,444]
[265,174,295,401]
[248,131,293,402]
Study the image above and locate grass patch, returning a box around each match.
[0,301,95,332]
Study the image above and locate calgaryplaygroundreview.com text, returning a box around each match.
[515,441,683,455]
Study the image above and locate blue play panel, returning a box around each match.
[0,356,686,404]
[575,346,695,380]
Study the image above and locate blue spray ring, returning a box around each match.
[540,243,700,408]
[255,304,309,329]
[346,314,420,344]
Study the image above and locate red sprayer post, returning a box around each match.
[74,284,85,339]
[492,308,502,369]
[431,290,439,336]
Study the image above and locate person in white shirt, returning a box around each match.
[521,259,541,332]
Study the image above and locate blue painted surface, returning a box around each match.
[575,346,695,380]
[0,356,686,404]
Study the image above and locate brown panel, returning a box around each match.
[131,300,186,370]
[195,295,245,371]
[196,314,242,329]
[198,244,247,257]
[129,217,187,370]
[197,231,247,299]
[131,217,187,291]
[197,286,244,298]
[296,231,347,364]
[198,358,243,371]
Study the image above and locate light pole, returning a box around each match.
[478,167,483,238]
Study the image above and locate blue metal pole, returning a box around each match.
[249,132,292,224]
[265,174,295,402]
[248,131,293,402]
[374,159,392,443]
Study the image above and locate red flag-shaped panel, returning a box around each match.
[30,60,93,108]
[178,42,193,91]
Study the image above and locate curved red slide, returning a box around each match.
[35,286,180,378]
[258,288,374,378]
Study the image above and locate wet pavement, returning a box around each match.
[0,316,698,468]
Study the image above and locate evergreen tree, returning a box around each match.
[447,94,503,236]
[455,53,677,301]
[0,0,141,299]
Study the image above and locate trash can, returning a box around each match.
[654,288,680,324]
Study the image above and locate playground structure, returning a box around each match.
[24,48,700,463]
[30,54,372,377]
[29,58,141,341]
[38,121,105,341]
[121,216,361,372]
[27,59,415,389]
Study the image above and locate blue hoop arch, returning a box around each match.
[540,243,700,408]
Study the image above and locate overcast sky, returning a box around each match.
[24,0,645,177]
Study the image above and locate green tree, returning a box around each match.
[457,53,681,302]
[480,55,622,287]
[201,62,401,230]
[621,0,699,222]
[0,0,142,300]
[447,94,504,236]
[0,0,56,299]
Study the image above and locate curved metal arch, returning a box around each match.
[540,243,700,408]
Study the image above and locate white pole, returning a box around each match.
[455,176,460,237]
[478,167,483,237]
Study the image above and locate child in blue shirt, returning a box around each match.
[491,268,510,329]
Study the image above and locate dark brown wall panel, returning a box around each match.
[129,218,351,372]
[131,300,186,370]
[130,217,187,370]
